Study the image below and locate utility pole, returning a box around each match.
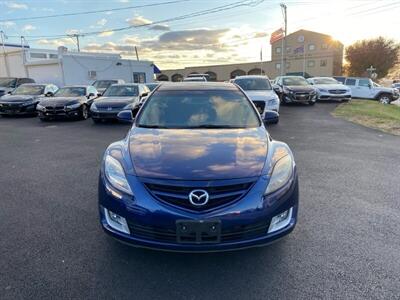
[74,34,81,52]
[0,30,10,76]
[280,3,287,76]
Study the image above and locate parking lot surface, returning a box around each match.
[1,103,399,299]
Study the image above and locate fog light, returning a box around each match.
[268,207,293,233]
[104,208,130,234]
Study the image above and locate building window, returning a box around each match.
[248,68,265,75]
[88,71,97,80]
[275,47,282,54]
[205,71,217,81]
[275,63,281,70]
[133,72,146,83]
[320,59,327,67]
[286,46,291,53]
[307,60,315,68]
[321,43,328,50]
[230,69,246,79]
[30,53,47,59]
[308,44,316,51]
[171,74,183,82]
[157,74,169,81]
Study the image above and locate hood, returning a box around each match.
[0,94,38,102]
[378,86,396,93]
[129,127,268,180]
[313,84,349,90]
[286,85,315,92]
[39,96,82,106]
[95,96,138,108]
[244,90,278,101]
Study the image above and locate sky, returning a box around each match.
[0,0,399,70]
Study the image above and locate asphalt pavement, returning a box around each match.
[0,103,399,299]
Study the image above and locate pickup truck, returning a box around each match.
[337,77,399,104]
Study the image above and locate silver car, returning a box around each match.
[307,77,351,101]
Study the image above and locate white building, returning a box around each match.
[0,44,155,87]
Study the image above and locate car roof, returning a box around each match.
[157,82,238,91]
[233,75,270,80]
[110,83,142,87]
[20,83,48,86]
[62,85,90,88]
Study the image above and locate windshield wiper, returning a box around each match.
[188,124,246,129]
[138,124,168,129]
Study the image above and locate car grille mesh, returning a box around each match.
[328,89,347,94]
[144,181,255,211]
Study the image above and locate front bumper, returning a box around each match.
[317,92,351,101]
[283,93,316,103]
[99,172,299,252]
[91,110,120,120]
[38,107,81,118]
[0,103,37,115]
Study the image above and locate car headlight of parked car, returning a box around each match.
[104,155,133,196]
[265,148,294,195]
[123,103,134,110]
[65,103,81,110]
[268,98,278,106]
[36,104,46,111]
[91,103,98,111]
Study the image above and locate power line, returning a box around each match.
[0,0,190,23]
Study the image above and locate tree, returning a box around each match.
[345,37,400,79]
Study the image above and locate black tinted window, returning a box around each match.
[103,85,139,97]
[234,78,271,90]
[137,90,260,129]
[54,87,86,97]
[12,85,44,95]
[282,77,309,86]
[345,79,356,86]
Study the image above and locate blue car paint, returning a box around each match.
[98,125,299,252]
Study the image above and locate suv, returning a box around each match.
[342,77,399,104]
[0,77,35,97]
[274,76,317,105]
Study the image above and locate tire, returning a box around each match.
[81,105,89,120]
[378,94,391,104]
[308,101,316,106]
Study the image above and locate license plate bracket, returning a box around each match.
[176,220,221,244]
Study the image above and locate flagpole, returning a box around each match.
[303,39,306,77]
[260,45,263,75]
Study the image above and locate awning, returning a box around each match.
[152,64,161,74]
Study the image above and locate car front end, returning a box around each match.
[37,98,83,119]
[282,86,317,104]
[0,95,39,115]
[91,97,138,121]
[315,85,351,101]
[245,90,280,114]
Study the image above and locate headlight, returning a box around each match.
[123,103,134,110]
[104,155,133,196]
[91,103,98,111]
[65,103,81,110]
[265,150,293,195]
[36,104,45,111]
[268,99,277,105]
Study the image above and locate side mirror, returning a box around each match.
[117,110,134,123]
[45,92,53,97]
[263,110,279,125]
[7,91,12,95]
[97,93,103,97]
[141,92,148,98]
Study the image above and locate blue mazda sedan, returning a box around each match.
[98,82,298,252]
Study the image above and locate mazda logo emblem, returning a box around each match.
[188,189,209,206]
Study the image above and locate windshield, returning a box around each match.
[0,78,17,88]
[12,85,44,95]
[234,78,272,90]
[54,87,86,97]
[103,85,138,97]
[137,90,260,129]
[93,80,116,89]
[283,77,309,86]
[313,78,339,85]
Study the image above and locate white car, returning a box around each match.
[232,75,280,123]
[307,77,351,102]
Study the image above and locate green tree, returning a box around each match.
[345,37,400,79]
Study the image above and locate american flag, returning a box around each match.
[270,28,284,44]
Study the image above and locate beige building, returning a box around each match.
[159,29,344,82]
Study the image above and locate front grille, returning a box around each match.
[294,92,311,101]
[127,220,269,243]
[144,180,255,211]
[45,106,65,113]
[328,89,347,94]
[252,101,266,114]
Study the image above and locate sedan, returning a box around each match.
[307,77,351,101]
[98,82,298,252]
[90,83,149,123]
[275,76,317,105]
[232,75,280,123]
[0,83,58,116]
[37,85,98,121]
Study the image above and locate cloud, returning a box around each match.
[121,36,140,45]
[126,15,152,26]
[149,24,170,31]
[22,24,36,32]
[96,18,107,27]
[98,30,114,37]
[5,2,28,9]
[65,29,81,35]
[84,42,136,53]
[37,38,75,47]
[0,21,16,28]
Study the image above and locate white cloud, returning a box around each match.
[97,18,107,27]
[126,15,152,26]
[65,29,81,35]
[37,38,75,47]
[0,21,16,28]
[22,24,36,32]
[98,30,114,37]
[5,2,28,9]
